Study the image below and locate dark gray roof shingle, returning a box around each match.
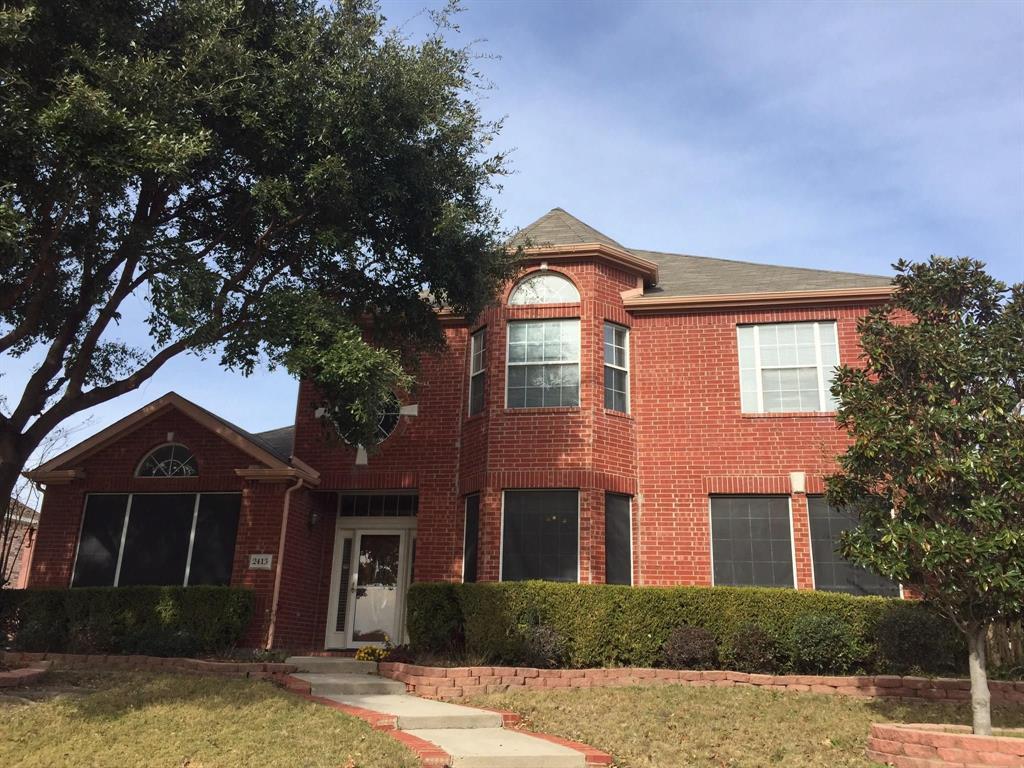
[512,208,891,298]
[251,425,295,461]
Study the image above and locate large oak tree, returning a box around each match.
[0,0,516,584]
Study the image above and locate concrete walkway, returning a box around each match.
[286,657,590,767]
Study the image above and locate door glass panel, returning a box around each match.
[352,534,401,643]
[334,538,353,633]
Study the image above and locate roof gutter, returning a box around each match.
[623,285,894,313]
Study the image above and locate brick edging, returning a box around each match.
[0,660,51,688]
[377,662,1024,705]
[867,722,1024,767]
[0,651,297,680]
[518,729,614,766]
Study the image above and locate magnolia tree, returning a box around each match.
[827,257,1024,736]
[0,0,517,583]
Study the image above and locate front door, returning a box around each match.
[325,521,413,649]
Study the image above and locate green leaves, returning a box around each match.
[827,257,1024,632]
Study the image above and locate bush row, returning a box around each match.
[0,586,254,657]
[407,582,966,676]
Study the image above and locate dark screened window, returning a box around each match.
[137,444,198,477]
[502,490,578,582]
[711,496,794,588]
[469,329,486,416]
[603,323,629,412]
[72,494,129,587]
[188,494,241,585]
[808,497,899,596]
[340,494,418,517]
[605,493,632,585]
[72,493,240,587]
[463,494,480,582]
[118,494,196,586]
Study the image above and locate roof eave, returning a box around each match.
[623,285,894,313]
[512,242,659,283]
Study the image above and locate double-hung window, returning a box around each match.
[603,322,629,412]
[468,328,486,416]
[737,321,839,413]
[506,319,580,408]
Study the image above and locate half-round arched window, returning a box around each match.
[137,444,198,477]
[508,272,580,305]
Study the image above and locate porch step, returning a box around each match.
[324,693,503,730]
[285,656,378,675]
[406,727,585,768]
[292,672,407,696]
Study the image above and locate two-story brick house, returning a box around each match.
[24,208,899,650]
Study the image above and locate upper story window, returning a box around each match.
[508,272,580,305]
[137,444,198,477]
[468,328,486,416]
[737,321,839,413]
[603,322,629,412]
[506,319,580,408]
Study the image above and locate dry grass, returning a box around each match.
[0,671,419,768]
[466,685,1024,768]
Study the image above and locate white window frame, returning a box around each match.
[499,489,580,583]
[468,327,486,416]
[603,322,630,413]
[135,442,198,477]
[505,318,581,408]
[73,492,239,588]
[738,321,839,413]
[508,272,580,305]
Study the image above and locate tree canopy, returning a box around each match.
[0,0,516,475]
[827,256,1023,734]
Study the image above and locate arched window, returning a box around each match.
[137,444,198,477]
[508,272,580,305]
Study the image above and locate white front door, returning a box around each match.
[325,519,414,649]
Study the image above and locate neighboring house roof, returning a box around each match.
[25,392,303,481]
[5,498,37,527]
[512,208,892,299]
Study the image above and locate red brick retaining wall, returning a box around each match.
[377,662,1024,705]
[867,723,1024,767]
[0,651,297,680]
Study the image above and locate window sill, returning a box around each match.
[502,406,581,415]
[602,408,633,420]
[464,411,486,423]
[741,411,836,419]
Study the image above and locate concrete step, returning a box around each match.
[285,656,378,675]
[324,693,503,730]
[292,672,406,696]
[406,727,585,768]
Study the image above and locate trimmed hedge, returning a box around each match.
[407,582,966,676]
[0,586,254,657]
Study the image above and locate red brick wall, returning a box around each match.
[4,521,35,589]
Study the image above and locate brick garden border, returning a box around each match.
[377,662,1024,705]
[867,723,1024,767]
[0,651,297,680]
[0,659,51,688]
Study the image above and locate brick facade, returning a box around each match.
[25,232,891,650]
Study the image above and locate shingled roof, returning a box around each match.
[511,208,892,299]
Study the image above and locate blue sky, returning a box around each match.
[4,0,1023,461]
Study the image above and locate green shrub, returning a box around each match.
[405,582,463,654]
[875,602,965,675]
[723,623,784,673]
[789,613,861,674]
[2,587,253,657]
[661,625,717,669]
[407,581,961,676]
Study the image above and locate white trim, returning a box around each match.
[508,272,581,305]
[112,495,133,586]
[324,520,353,649]
[182,494,202,586]
[787,496,798,589]
[505,318,581,409]
[603,321,630,413]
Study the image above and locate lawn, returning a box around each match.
[0,671,419,768]
[466,685,1024,768]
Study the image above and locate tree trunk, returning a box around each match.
[967,624,993,736]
